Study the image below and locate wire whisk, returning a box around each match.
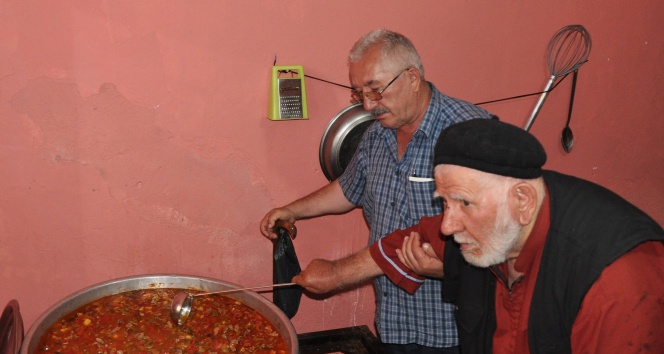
[524,25,592,131]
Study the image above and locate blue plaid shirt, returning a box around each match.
[339,83,494,347]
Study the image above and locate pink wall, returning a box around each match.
[1,0,662,336]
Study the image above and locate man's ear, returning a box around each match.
[512,182,539,225]
[406,67,421,92]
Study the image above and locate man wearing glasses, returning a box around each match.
[260,28,494,353]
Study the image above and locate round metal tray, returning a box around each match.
[319,103,375,181]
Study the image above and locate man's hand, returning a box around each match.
[292,259,340,294]
[259,180,355,240]
[259,207,296,240]
[396,232,443,278]
[293,248,383,294]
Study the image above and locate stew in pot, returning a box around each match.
[36,288,286,353]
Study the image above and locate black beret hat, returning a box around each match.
[433,119,547,179]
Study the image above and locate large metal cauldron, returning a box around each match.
[20,274,298,353]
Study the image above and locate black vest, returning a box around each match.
[443,170,664,354]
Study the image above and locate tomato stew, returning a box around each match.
[36,288,287,353]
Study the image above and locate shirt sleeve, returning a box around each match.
[369,214,446,294]
[570,241,664,353]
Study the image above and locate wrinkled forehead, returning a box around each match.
[434,164,479,180]
[434,165,502,190]
[433,165,475,194]
[434,164,517,204]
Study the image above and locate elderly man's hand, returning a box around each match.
[396,232,443,278]
[292,259,340,294]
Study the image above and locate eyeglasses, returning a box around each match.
[352,69,409,102]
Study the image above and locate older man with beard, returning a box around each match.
[293,119,664,354]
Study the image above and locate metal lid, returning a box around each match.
[0,299,24,354]
[319,103,375,181]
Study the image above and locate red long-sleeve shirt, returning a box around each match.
[369,198,664,353]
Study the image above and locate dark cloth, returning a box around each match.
[528,171,664,352]
[272,227,302,319]
[443,170,664,354]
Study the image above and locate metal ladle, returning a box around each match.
[171,220,299,326]
[561,70,579,153]
[170,282,297,326]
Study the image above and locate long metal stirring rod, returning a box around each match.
[191,282,296,297]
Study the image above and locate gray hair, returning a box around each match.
[348,28,425,78]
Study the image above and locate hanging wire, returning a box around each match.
[302,72,570,106]
[473,73,570,105]
[303,74,353,90]
[273,54,572,106]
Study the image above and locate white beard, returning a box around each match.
[455,203,522,268]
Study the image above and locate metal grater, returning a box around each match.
[278,78,304,119]
[268,65,308,120]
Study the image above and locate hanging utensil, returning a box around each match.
[524,25,592,131]
[561,70,579,152]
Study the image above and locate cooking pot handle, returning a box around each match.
[274,220,297,239]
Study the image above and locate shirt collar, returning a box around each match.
[413,82,438,139]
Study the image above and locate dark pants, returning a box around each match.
[383,343,460,354]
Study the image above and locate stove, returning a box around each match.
[297,325,385,353]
